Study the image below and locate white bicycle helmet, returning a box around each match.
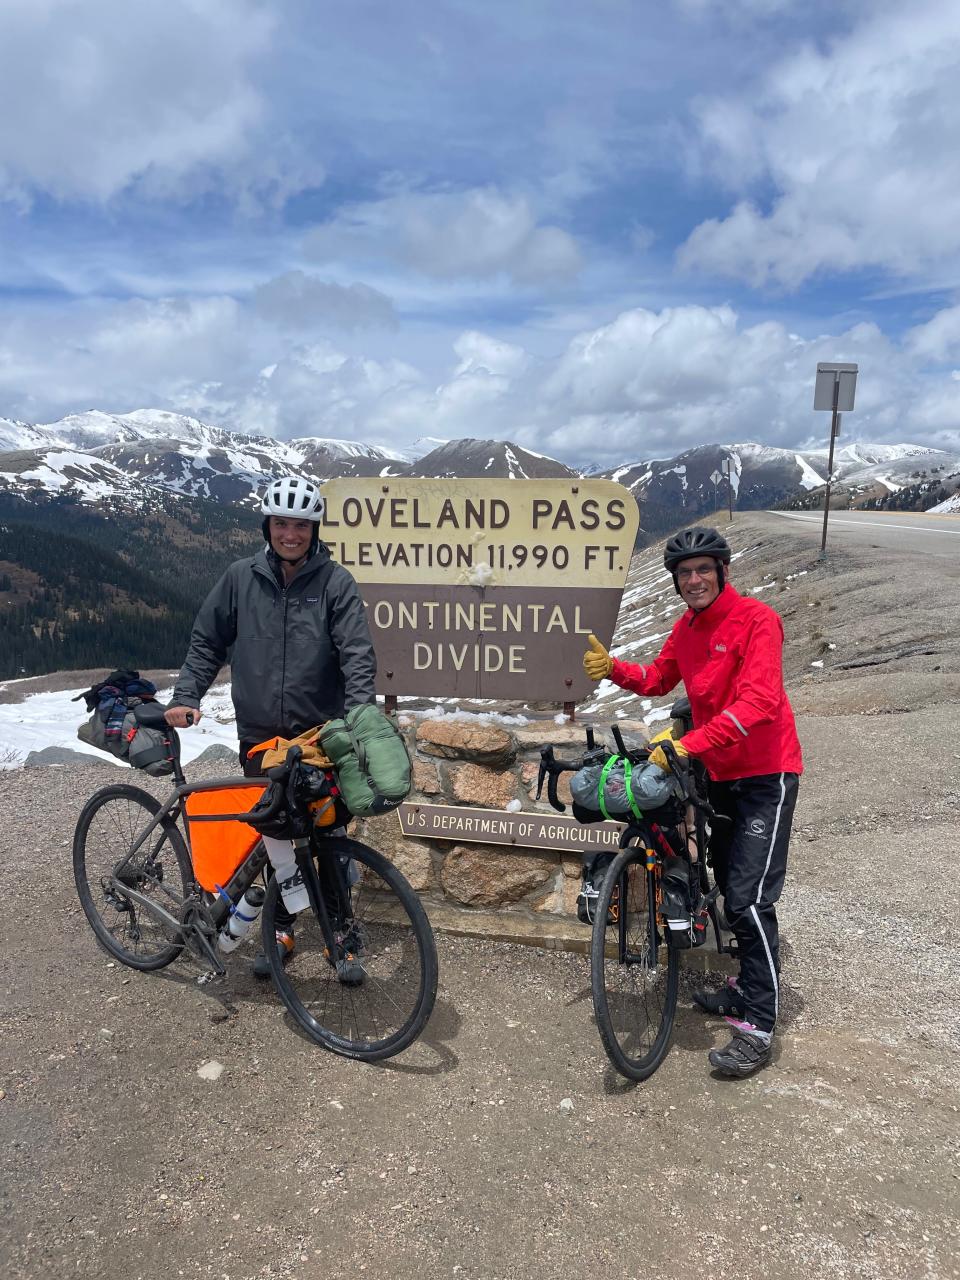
[260,476,325,521]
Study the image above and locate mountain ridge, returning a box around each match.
[2,408,959,533]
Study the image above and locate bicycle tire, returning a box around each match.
[591,844,679,1081]
[73,784,192,971]
[262,837,438,1062]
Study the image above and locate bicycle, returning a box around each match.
[537,697,734,1081]
[72,701,438,1062]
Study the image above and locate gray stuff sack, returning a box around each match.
[77,702,174,777]
[570,755,681,821]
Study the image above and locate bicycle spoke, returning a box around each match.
[263,840,437,1061]
[74,786,191,971]
[592,850,679,1080]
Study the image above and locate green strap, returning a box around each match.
[597,755,617,821]
[621,757,645,821]
[598,754,645,821]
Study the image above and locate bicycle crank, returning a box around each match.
[179,898,226,976]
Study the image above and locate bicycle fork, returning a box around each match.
[294,839,358,977]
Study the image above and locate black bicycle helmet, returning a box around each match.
[663,526,732,594]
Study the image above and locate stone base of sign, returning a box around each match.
[422,900,737,969]
[354,709,707,946]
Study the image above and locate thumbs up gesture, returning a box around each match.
[582,633,613,682]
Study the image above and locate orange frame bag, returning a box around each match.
[184,782,268,893]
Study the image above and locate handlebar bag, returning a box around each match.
[570,755,681,822]
[319,704,411,817]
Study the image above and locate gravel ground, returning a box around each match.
[2,515,959,1280]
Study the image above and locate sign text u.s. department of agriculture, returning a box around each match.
[320,478,639,700]
[397,802,625,854]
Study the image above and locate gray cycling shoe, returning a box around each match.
[335,948,365,986]
[708,1030,772,1077]
[693,978,746,1018]
[253,929,295,980]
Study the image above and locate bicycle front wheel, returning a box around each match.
[73,784,192,970]
[591,846,679,1081]
[262,837,438,1062]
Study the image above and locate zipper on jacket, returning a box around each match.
[279,588,289,728]
[252,561,288,731]
[253,553,330,732]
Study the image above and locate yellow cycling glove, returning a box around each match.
[647,727,689,772]
[582,633,613,681]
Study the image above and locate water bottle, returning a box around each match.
[217,885,266,953]
[261,835,311,914]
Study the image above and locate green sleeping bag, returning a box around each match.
[319,704,411,817]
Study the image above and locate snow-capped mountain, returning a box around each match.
[407,438,576,480]
[0,410,409,505]
[285,437,409,478]
[0,417,62,453]
[598,439,960,532]
[802,442,952,493]
[1,406,956,521]
[0,445,157,504]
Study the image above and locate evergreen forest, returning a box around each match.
[0,491,261,679]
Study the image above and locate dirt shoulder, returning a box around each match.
[1,515,959,1280]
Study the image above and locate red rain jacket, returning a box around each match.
[609,584,803,782]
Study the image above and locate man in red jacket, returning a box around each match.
[583,526,802,1077]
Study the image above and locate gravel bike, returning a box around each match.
[538,697,733,1081]
[72,701,438,1062]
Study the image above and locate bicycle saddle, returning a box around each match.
[133,700,171,729]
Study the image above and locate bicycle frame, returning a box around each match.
[100,778,267,963]
[612,819,669,970]
[105,770,363,976]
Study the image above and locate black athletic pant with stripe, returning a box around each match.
[707,772,800,1035]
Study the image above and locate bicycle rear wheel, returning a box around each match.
[591,845,679,1081]
[262,837,438,1062]
[73,784,192,970]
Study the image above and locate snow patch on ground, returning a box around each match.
[0,681,240,770]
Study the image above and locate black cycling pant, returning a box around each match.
[708,772,800,1035]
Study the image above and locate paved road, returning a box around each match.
[767,508,960,558]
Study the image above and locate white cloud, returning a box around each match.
[4,290,960,462]
[679,1,960,287]
[304,187,581,284]
[453,332,530,379]
[253,273,397,331]
[904,304,960,364]
[0,0,311,205]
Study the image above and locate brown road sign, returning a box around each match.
[398,802,626,854]
[320,478,639,700]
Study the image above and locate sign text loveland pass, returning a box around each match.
[320,478,639,700]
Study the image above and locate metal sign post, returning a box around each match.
[710,468,722,513]
[813,362,858,559]
[721,457,734,522]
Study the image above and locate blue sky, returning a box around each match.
[2,0,960,465]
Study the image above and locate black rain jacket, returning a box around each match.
[172,544,376,744]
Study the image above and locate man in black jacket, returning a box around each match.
[165,474,377,973]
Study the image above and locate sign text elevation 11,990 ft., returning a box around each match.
[320,478,639,701]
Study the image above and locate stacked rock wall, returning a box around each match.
[353,715,649,922]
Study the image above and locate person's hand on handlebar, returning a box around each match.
[582,634,613,681]
[164,705,201,728]
[647,727,688,772]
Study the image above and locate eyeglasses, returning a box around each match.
[676,564,718,582]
